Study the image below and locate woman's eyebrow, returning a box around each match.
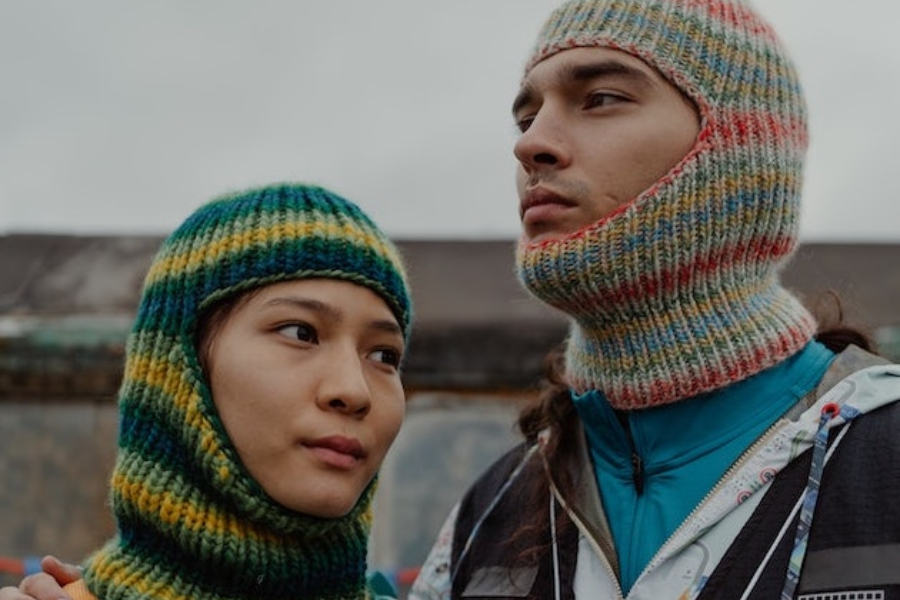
[368,319,403,337]
[263,295,402,336]
[262,296,343,322]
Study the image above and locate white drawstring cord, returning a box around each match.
[550,492,562,600]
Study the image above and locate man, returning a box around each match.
[408,0,900,598]
[4,1,900,599]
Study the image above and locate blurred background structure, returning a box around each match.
[2,235,899,594]
[4,1,900,595]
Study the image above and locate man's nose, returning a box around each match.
[513,108,570,172]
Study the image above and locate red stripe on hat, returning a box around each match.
[685,0,780,42]
[712,111,808,149]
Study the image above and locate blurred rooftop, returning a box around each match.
[1,234,899,586]
[2,234,899,396]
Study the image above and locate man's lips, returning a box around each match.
[304,435,366,469]
[520,187,577,220]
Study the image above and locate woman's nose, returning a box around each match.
[316,353,372,418]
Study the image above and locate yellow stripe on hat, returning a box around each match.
[90,555,216,600]
[122,349,230,480]
[145,220,402,287]
[111,464,282,546]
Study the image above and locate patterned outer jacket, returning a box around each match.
[410,347,900,600]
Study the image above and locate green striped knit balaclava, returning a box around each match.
[81,183,411,600]
[515,0,817,409]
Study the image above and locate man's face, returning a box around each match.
[513,47,700,243]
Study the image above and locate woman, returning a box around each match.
[0,182,412,600]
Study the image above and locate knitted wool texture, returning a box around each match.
[515,0,817,409]
[81,183,411,600]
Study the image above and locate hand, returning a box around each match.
[2,556,79,600]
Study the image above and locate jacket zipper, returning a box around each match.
[554,417,803,599]
[543,449,626,600]
[638,366,882,594]
[639,420,788,591]
[545,417,783,600]
[550,482,627,600]
[620,412,645,496]
[631,451,644,495]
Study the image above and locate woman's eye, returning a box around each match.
[369,348,402,369]
[277,323,318,344]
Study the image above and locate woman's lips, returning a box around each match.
[304,435,365,470]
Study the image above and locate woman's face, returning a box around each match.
[204,278,406,518]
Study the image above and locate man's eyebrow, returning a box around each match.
[512,83,535,118]
[567,59,654,86]
[512,59,654,117]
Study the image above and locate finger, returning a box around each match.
[38,556,80,586]
[0,586,37,600]
[19,573,71,600]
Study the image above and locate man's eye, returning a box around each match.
[515,115,535,133]
[369,348,402,368]
[277,323,318,343]
[585,92,625,109]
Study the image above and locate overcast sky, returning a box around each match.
[2,1,899,242]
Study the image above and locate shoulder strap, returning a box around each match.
[450,444,579,600]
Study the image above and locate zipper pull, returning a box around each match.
[631,451,644,495]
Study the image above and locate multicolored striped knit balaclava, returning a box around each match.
[515,0,817,409]
[81,183,411,600]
